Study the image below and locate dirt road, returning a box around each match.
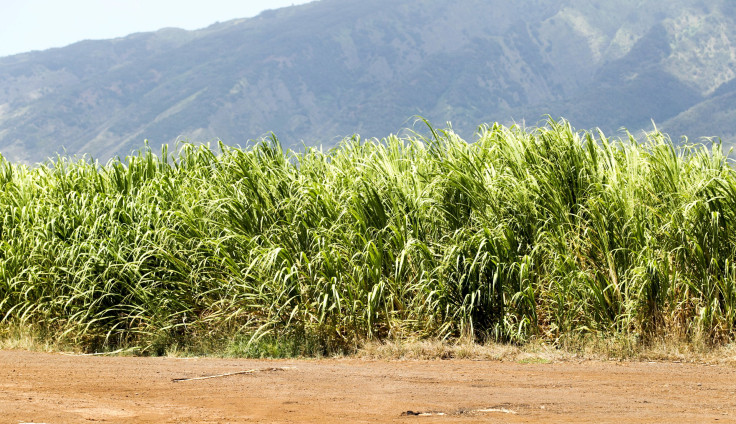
[1,349,735,423]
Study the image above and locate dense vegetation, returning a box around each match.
[1,119,735,354]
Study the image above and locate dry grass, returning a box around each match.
[0,325,63,353]
[3,325,735,365]
[357,338,736,365]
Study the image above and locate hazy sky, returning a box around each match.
[0,0,317,57]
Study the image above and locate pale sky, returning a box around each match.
[0,0,317,57]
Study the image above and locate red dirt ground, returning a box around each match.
[1,350,735,423]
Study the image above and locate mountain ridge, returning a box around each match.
[1,0,735,163]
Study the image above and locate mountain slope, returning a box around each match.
[662,86,736,145]
[1,0,735,163]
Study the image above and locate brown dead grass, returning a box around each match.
[3,323,736,364]
[358,337,736,365]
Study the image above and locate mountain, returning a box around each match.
[1,0,735,163]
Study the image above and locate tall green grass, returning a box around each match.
[1,119,734,354]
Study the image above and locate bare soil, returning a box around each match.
[1,349,735,423]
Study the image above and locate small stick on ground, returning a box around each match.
[475,408,517,414]
[59,348,137,356]
[401,407,518,417]
[172,366,293,382]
